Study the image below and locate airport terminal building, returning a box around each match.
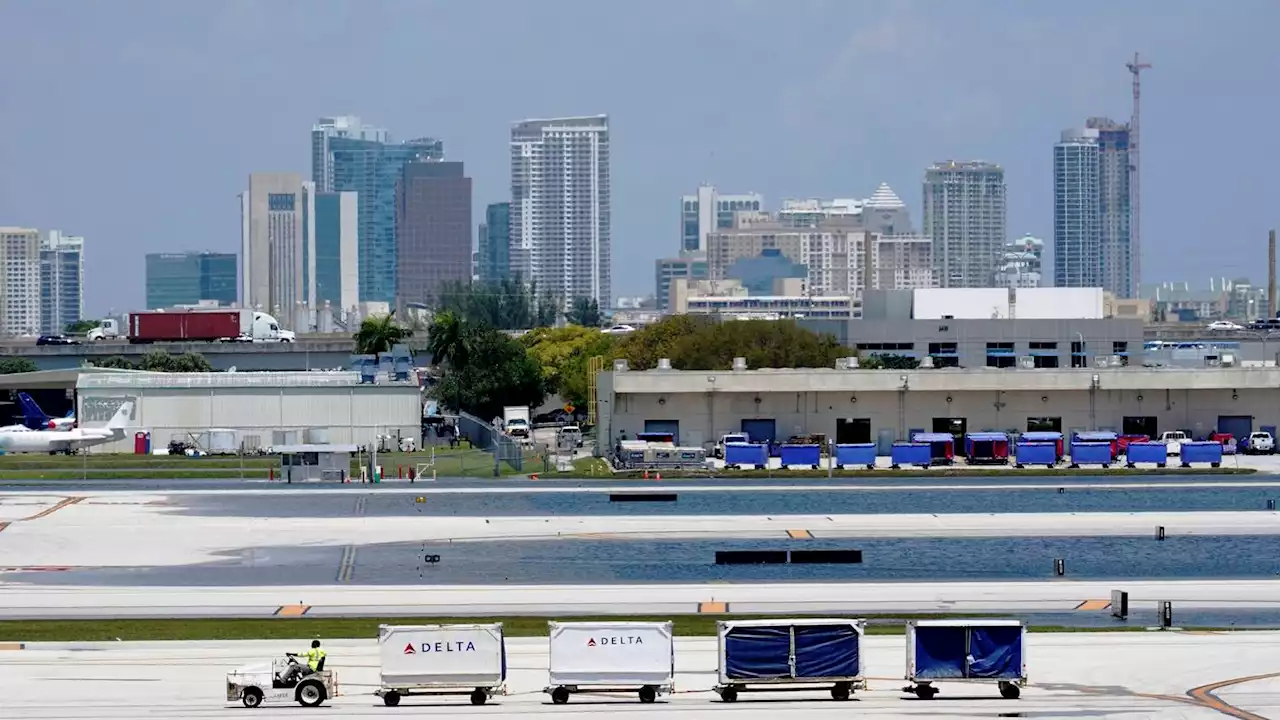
[596,363,1280,454]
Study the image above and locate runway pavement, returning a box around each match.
[1,633,1278,718]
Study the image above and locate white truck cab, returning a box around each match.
[1247,431,1275,455]
[1159,430,1188,456]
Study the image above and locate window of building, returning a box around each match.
[986,342,1015,368]
[1071,340,1088,368]
[1112,341,1130,366]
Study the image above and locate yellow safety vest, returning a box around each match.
[304,647,326,671]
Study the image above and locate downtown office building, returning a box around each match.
[923,161,1007,289]
[1054,120,1133,298]
[510,115,611,308]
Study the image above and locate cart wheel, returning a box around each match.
[999,682,1021,700]
[383,691,401,707]
[639,685,657,703]
[831,682,851,701]
[719,687,738,703]
[1211,462,1221,468]
[915,685,938,700]
[470,689,488,705]
[551,686,571,704]
[296,680,327,707]
[242,687,264,708]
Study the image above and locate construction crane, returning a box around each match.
[1127,52,1151,299]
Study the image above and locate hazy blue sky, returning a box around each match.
[3,0,1279,314]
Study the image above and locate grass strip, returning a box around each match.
[0,616,1208,643]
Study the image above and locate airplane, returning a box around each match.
[16,393,75,430]
[0,402,132,455]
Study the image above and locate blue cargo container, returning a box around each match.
[890,442,932,469]
[724,442,768,469]
[1074,431,1119,460]
[715,618,865,702]
[834,443,876,470]
[904,620,1026,700]
[1069,441,1113,468]
[1180,441,1224,468]
[963,432,1010,465]
[910,432,955,465]
[1125,442,1168,468]
[1014,442,1057,469]
[779,444,821,469]
[1020,431,1064,461]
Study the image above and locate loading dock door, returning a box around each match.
[1217,415,1253,443]
[836,418,871,444]
[643,420,680,445]
[741,419,777,446]
[1122,416,1158,438]
[1027,417,1062,433]
[933,417,967,443]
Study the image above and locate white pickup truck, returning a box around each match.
[1159,430,1188,457]
[1246,431,1275,455]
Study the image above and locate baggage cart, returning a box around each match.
[890,442,932,469]
[1014,442,1057,469]
[834,443,876,470]
[1074,431,1119,460]
[910,432,955,465]
[1020,431,1064,461]
[964,432,1010,465]
[375,623,506,706]
[779,444,821,469]
[724,442,768,469]
[904,619,1026,700]
[1180,440,1223,468]
[1068,441,1113,468]
[545,621,674,704]
[715,618,865,702]
[1125,441,1167,468]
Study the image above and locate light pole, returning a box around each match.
[1247,331,1280,366]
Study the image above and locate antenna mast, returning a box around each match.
[1126,52,1151,298]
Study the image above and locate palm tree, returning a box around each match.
[353,312,413,355]
[426,310,467,367]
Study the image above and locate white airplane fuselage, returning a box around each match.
[0,402,131,454]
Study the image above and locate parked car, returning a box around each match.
[36,334,78,346]
[1244,431,1275,455]
[714,432,750,459]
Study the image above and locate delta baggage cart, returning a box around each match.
[375,623,507,706]
[714,618,865,702]
[545,621,674,704]
[903,619,1026,700]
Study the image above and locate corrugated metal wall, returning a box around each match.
[77,385,421,453]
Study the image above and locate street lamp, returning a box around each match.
[1244,331,1280,366]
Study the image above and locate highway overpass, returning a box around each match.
[0,337,369,372]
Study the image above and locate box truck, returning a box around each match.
[374,623,507,706]
[545,621,675,704]
[715,618,865,702]
[903,619,1026,699]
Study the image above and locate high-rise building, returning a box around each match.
[312,116,444,304]
[1053,128,1103,290]
[312,192,359,313]
[477,202,511,283]
[0,228,41,336]
[240,173,314,320]
[510,115,611,307]
[1087,117,1134,297]
[777,198,862,228]
[395,161,472,307]
[997,234,1044,289]
[863,183,914,235]
[654,256,709,311]
[680,186,763,253]
[39,230,84,334]
[144,252,238,309]
[923,161,1007,288]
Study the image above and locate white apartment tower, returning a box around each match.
[923,161,1008,288]
[0,228,42,336]
[681,186,763,253]
[510,115,611,307]
[239,173,315,324]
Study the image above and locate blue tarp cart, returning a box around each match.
[1125,442,1168,468]
[963,432,1010,465]
[715,618,866,702]
[1014,442,1057,469]
[1074,431,1119,460]
[1020,431,1064,463]
[779,444,821,469]
[910,432,955,465]
[890,442,932,469]
[834,443,877,470]
[1069,441,1113,468]
[904,619,1026,700]
[1180,441,1224,468]
[724,442,768,469]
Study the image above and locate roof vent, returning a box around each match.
[732,357,748,371]
[613,359,629,372]
[657,358,672,370]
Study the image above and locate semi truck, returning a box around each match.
[86,310,295,343]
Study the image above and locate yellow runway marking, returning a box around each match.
[1186,672,1280,720]
[786,529,813,539]
[1075,599,1112,611]
[699,602,727,614]
[23,496,84,521]
[275,605,310,617]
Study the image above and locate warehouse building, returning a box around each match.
[596,362,1280,455]
[75,370,421,453]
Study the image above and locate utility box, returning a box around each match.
[715,618,865,703]
[375,623,507,706]
[545,621,674,704]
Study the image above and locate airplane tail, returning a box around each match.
[106,402,133,430]
[17,393,52,429]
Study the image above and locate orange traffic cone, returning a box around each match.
[655,472,661,481]
[642,470,649,479]
[530,473,539,481]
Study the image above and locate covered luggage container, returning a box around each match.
[545,621,674,704]
[834,443,877,470]
[890,442,932,469]
[1074,431,1119,460]
[1125,441,1168,468]
[904,619,1026,700]
[1019,431,1064,462]
[1068,442,1113,468]
[1014,442,1057,469]
[1180,441,1224,468]
[376,623,507,706]
[724,442,768,469]
[779,444,821,469]
[715,618,865,702]
[963,432,1010,465]
[910,432,955,465]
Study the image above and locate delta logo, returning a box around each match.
[587,636,644,647]
[405,640,477,653]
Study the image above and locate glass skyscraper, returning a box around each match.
[39,230,84,334]
[145,252,237,309]
[477,202,511,283]
[1054,120,1133,297]
[312,192,359,311]
[311,117,443,305]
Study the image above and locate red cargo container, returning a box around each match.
[128,310,246,343]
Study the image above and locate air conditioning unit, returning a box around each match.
[613,359,629,372]
[732,357,748,371]
[919,356,935,369]
[657,358,672,370]
[1018,356,1034,369]
[1109,355,1122,367]
[1093,355,1110,368]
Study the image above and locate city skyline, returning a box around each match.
[4,1,1279,315]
